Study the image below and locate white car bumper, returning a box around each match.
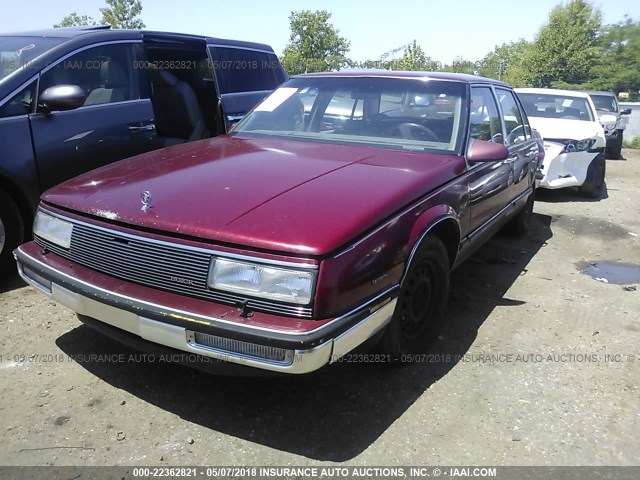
[538,142,604,189]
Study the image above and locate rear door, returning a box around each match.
[30,41,158,191]
[208,45,285,124]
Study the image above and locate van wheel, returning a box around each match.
[379,235,449,360]
[0,191,24,273]
[504,190,535,236]
[579,156,606,198]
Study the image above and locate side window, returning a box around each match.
[469,86,502,143]
[270,53,286,85]
[320,90,363,132]
[211,47,277,94]
[0,81,36,118]
[38,43,137,110]
[497,89,527,145]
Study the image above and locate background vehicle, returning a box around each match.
[516,88,606,198]
[15,72,541,375]
[584,90,631,159]
[0,26,286,270]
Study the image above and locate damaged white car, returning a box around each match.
[516,88,606,198]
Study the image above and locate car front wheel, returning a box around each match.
[0,191,24,273]
[579,155,606,198]
[379,235,449,360]
[610,131,623,159]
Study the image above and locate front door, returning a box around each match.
[466,85,515,233]
[30,42,158,191]
[495,87,538,199]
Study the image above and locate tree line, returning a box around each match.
[53,0,640,98]
[281,1,640,99]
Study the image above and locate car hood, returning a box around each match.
[528,117,604,142]
[596,111,619,123]
[43,135,465,256]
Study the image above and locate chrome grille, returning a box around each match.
[190,331,293,365]
[34,222,313,318]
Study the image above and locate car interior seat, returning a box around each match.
[148,68,207,145]
[85,61,130,105]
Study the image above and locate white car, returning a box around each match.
[585,90,631,159]
[516,88,606,198]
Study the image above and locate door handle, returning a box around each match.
[129,124,156,133]
[504,156,517,164]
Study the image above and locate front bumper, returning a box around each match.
[14,243,397,374]
[604,129,619,140]
[538,142,604,189]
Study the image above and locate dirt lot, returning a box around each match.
[1,151,639,467]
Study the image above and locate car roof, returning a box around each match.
[295,70,509,86]
[1,26,109,38]
[1,26,274,51]
[515,87,591,99]
[583,90,615,97]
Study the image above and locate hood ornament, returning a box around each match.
[140,191,152,211]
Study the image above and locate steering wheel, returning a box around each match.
[392,123,439,142]
[506,124,526,144]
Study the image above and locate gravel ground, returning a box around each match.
[0,150,639,467]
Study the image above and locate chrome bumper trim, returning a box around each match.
[14,247,396,374]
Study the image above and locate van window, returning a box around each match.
[210,46,277,94]
[0,36,65,82]
[0,80,36,118]
[38,43,138,109]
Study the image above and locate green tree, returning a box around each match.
[527,0,602,87]
[585,17,640,96]
[443,57,476,75]
[55,0,145,29]
[478,39,533,85]
[54,12,97,28]
[100,0,145,29]
[281,10,350,75]
[394,40,441,71]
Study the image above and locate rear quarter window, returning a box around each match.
[210,46,279,94]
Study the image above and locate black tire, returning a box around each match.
[579,155,606,198]
[610,131,623,160]
[0,191,24,273]
[504,190,535,236]
[379,235,449,359]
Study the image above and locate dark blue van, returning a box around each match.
[0,26,286,269]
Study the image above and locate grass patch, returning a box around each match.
[622,135,640,149]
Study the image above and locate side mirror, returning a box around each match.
[467,138,509,162]
[621,108,631,115]
[39,84,86,113]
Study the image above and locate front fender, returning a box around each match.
[406,205,461,275]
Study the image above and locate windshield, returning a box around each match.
[518,93,594,122]
[232,77,467,153]
[589,94,618,113]
[0,36,65,83]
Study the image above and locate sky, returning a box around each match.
[0,0,637,63]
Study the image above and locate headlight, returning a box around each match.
[604,123,617,130]
[33,211,73,249]
[208,257,315,305]
[562,139,595,153]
